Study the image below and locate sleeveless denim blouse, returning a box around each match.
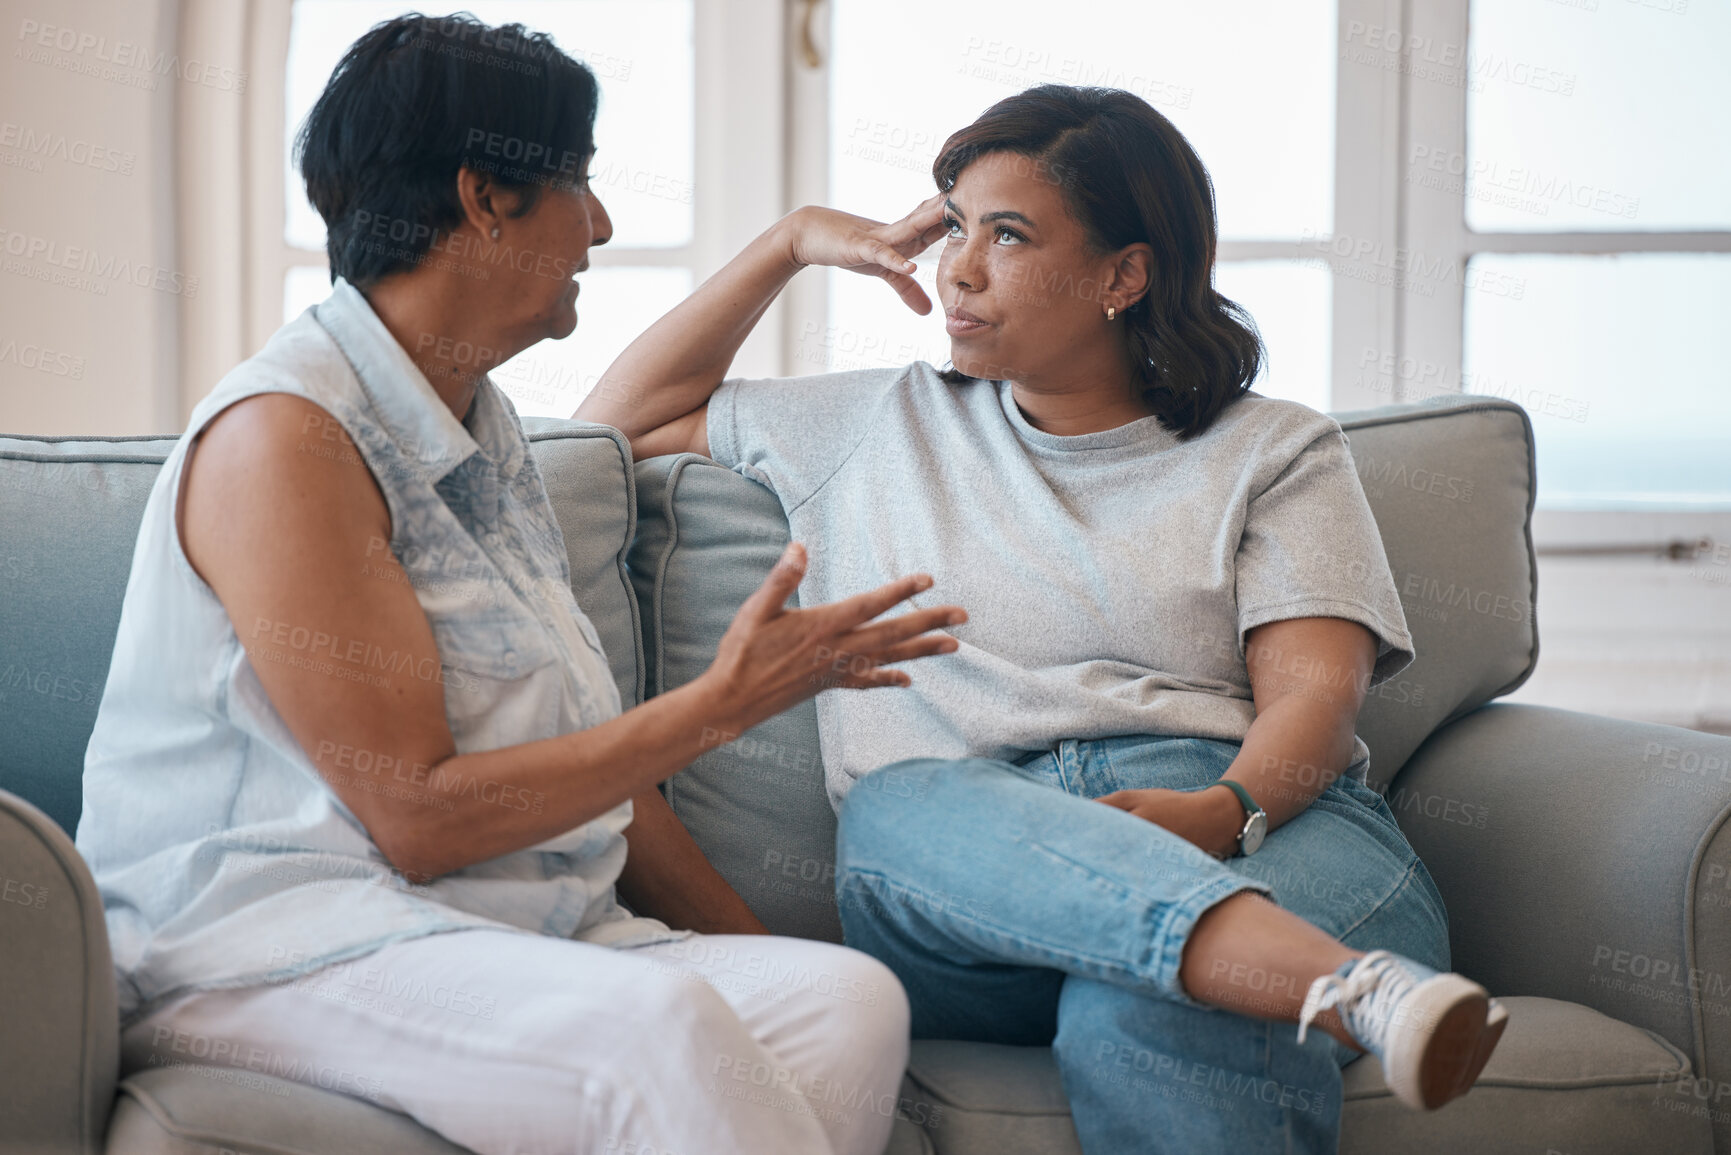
[76,279,683,1028]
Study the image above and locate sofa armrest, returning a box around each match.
[1390,703,1731,1143]
[0,788,117,1154]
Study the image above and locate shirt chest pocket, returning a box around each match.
[418,581,564,749]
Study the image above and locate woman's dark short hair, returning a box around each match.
[933,85,1264,441]
[295,12,599,288]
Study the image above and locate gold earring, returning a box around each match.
[1106,305,1117,321]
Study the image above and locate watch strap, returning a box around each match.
[1213,779,1266,857]
[1214,779,1263,822]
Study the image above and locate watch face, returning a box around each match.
[1241,811,1268,856]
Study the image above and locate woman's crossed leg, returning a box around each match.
[834,739,1465,1154]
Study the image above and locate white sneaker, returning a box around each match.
[1296,950,1509,1110]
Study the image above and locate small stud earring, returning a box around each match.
[1106,305,1117,321]
[491,227,501,240]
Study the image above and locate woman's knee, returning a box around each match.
[784,942,912,1065]
[838,948,912,1056]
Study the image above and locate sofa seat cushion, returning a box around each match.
[106,1064,935,1155]
[105,1066,471,1154]
[901,997,1710,1155]
[904,1040,1082,1153]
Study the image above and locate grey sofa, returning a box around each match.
[2,392,1727,1155]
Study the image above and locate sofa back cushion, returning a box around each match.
[519,418,645,713]
[630,455,844,941]
[631,393,1538,938]
[1337,397,1538,784]
[0,436,179,835]
[0,418,642,836]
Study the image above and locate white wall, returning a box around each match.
[0,0,195,435]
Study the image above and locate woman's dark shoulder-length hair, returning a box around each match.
[933,85,1264,442]
[295,12,599,288]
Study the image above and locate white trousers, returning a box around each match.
[121,929,912,1155]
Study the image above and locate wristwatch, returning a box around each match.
[1211,780,1267,857]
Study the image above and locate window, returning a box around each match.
[1394,0,1731,513]
[272,0,718,417]
[803,0,1342,411]
[239,0,1725,727]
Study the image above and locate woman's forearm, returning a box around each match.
[617,786,769,934]
[380,672,756,882]
[1221,694,1361,831]
[574,212,805,437]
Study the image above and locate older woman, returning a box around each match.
[580,85,1508,1153]
[74,15,961,1155]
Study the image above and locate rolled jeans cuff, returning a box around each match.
[1151,870,1275,1011]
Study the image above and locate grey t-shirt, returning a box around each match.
[707,361,1415,810]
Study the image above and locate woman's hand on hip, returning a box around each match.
[1096,786,1246,860]
[699,541,966,732]
[781,196,951,314]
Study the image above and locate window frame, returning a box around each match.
[788,0,1729,546]
[237,0,788,386]
[225,0,1729,544]
[1395,0,1731,549]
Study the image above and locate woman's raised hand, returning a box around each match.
[700,541,966,732]
[781,194,952,315]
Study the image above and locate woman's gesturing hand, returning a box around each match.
[782,195,951,315]
[700,541,966,732]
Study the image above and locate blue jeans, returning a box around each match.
[833,735,1450,1155]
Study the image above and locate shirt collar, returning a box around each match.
[314,277,524,484]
